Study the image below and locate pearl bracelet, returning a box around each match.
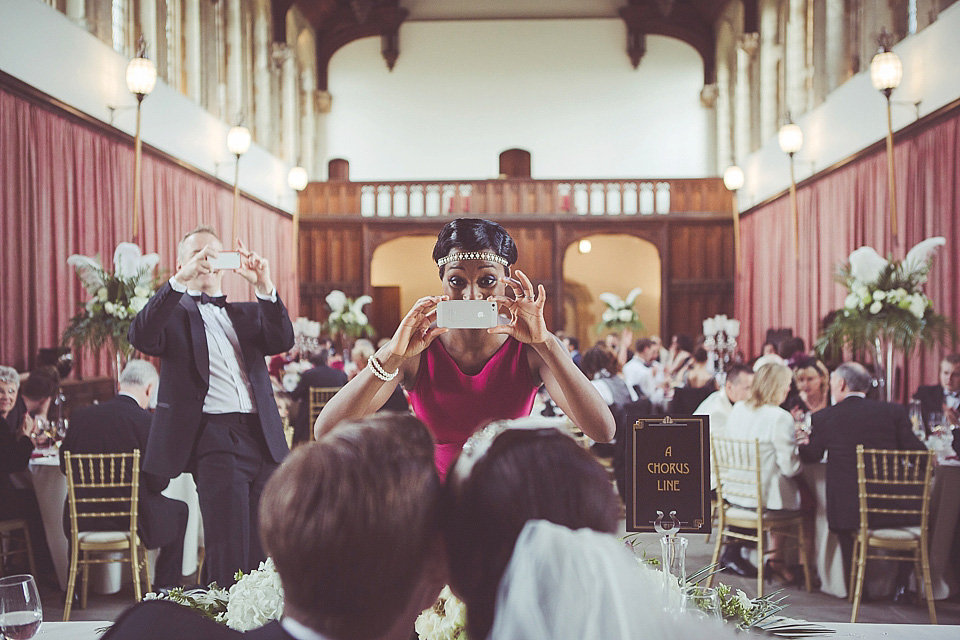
[368,354,399,382]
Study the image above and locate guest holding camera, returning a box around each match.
[315,218,614,478]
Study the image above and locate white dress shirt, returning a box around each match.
[695,389,734,490]
[622,357,665,406]
[168,276,276,415]
[723,402,802,511]
[281,617,334,640]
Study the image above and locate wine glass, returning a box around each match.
[0,574,42,640]
[908,399,925,440]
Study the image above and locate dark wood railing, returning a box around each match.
[299,177,731,217]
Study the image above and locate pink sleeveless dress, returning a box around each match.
[408,337,539,479]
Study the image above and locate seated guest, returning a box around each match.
[561,334,582,369]
[289,349,348,444]
[4,365,60,436]
[623,338,666,408]
[798,362,925,578]
[792,355,830,415]
[103,413,444,640]
[725,362,802,584]
[695,364,756,576]
[446,418,738,640]
[345,339,375,380]
[580,344,638,408]
[60,360,188,589]
[913,353,960,434]
[670,348,718,414]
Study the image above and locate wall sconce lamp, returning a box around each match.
[125,37,157,243]
[870,28,903,240]
[722,164,745,274]
[287,165,308,272]
[226,123,252,246]
[778,118,803,260]
[578,239,592,254]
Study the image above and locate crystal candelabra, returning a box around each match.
[293,317,322,356]
[702,315,740,381]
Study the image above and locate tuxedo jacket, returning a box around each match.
[799,395,925,531]
[102,600,242,640]
[58,395,183,548]
[128,281,295,478]
[914,383,948,428]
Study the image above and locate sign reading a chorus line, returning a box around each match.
[624,414,711,534]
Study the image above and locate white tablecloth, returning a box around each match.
[28,454,202,592]
[804,461,960,599]
[827,622,960,638]
[35,620,109,640]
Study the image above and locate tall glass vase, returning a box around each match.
[659,535,688,612]
[873,333,895,403]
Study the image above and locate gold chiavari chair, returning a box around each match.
[708,437,813,598]
[0,519,36,577]
[850,446,936,624]
[308,387,341,441]
[63,450,150,621]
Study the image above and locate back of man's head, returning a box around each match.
[260,414,441,640]
[308,349,329,368]
[20,366,60,401]
[634,338,654,355]
[834,362,873,394]
[118,360,158,390]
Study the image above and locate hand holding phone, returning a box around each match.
[436,300,499,329]
[209,251,242,270]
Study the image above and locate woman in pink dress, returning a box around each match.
[315,218,614,477]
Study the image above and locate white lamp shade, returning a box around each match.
[778,123,803,155]
[227,126,252,156]
[288,166,309,191]
[578,239,592,254]
[723,165,744,191]
[726,318,741,338]
[126,57,157,96]
[870,50,903,92]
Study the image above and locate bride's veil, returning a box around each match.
[489,520,737,640]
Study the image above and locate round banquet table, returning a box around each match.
[27,451,202,593]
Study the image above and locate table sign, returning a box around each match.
[625,414,710,534]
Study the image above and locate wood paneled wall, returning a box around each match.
[297,215,734,342]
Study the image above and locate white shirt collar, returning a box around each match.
[281,617,335,640]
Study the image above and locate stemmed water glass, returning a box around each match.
[0,574,42,640]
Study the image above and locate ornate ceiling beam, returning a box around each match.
[619,1,716,86]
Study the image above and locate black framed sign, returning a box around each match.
[624,414,711,534]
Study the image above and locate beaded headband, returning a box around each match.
[437,251,510,267]
[449,417,575,485]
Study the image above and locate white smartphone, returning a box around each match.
[436,300,499,329]
[209,251,241,270]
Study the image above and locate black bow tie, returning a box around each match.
[191,293,227,308]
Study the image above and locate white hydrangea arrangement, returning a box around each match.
[144,558,283,631]
[63,242,159,358]
[817,237,955,357]
[415,585,468,640]
[597,287,645,333]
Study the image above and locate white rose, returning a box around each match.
[844,293,859,310]
[602,309,616,323]
[869,301,883,314]
[104,302,116,315]
[909,296,926,319]
[735,589,753,610]
[872,290,886,301]
[618,309,633,322]
[134,285,150,298]
[97,287,108,301]
[130,296,148,313]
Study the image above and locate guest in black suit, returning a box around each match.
[289,349,347,444]
[128,225,294,586]
[913,353,960,436]
[59,360,188,588]
[798,361,925,576]
[103,414,444,640]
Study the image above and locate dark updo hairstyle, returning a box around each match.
[581,344,618,379]
[20,366,60,401]
[673,333,694,354]
[432,218,518,276]
[446,427,620,640]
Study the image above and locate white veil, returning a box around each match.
[488,520,739,640]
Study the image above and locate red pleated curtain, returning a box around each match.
[735,106,960,402]
[0,84,297,377]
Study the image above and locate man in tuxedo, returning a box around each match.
[129,225,294,586]
[59,360,188,588]
[290,349,347,443]
[101,414,444,640]
[622,338,666,409]
[797,361,925,577]
[913,354,960,435]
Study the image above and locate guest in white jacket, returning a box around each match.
[725,362,803,584]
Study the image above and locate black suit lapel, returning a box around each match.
[179,295,210,385]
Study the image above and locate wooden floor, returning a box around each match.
[36,531,960,628]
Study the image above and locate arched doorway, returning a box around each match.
[562,234,661,348]
[370,236,438,336]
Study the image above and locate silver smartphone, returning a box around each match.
[209,251,242,270]
[436,300,499,329]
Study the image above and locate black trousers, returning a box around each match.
[193,413,278,587]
